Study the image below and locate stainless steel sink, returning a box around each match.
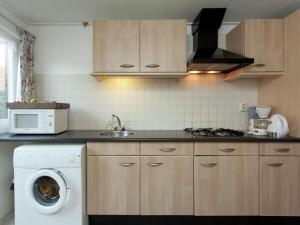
[98,130,136,137]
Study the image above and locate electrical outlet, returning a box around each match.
[239,103,247,112]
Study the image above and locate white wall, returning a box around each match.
[0,14,19,135]
[0,14,19,222]
[31,24,257,130]
[32,26,92,74]
[0,15,19,40]
[0,143,17,221]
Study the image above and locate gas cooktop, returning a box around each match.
[184,128,244,137]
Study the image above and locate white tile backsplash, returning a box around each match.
[36,74,257,130]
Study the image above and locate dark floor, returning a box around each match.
[89,216,300,225]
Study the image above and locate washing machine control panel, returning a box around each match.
[14,150,82,168]
[68,154,78,163]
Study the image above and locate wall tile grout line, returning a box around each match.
[36,73,257,130]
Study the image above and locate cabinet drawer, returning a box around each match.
[87,142,140,155]
[260,143,300,156]
[195,143,259,155]
[141,142,193,155]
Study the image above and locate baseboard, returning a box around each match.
[89,215,300,225]
[0,210,14,225]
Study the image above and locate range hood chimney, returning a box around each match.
[187,8,254,74]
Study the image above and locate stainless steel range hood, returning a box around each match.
[187,8,254,74]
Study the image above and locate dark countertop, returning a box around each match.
[0,130,300,143]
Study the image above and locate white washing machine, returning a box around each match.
[13,144,87,225]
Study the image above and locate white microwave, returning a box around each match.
[9,109,68,134]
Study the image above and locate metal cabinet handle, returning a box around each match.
[200,163,217,167]
[218,148,236,153]
[120,64,135,68]
[147,162,163,167]
[119,162,135,167]
[250,63,266,68]
[160,148,176,152]
[266,163,283,167]
[145,64,160,68]
[274,148,290,152]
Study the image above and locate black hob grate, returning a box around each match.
[184,128,244,137]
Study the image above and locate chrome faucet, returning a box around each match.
[112,114,124,131]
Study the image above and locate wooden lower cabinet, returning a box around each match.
[87,142,140,156]
[141,156,194,215]
[260,143,300,156]
[87,156,140,215]
[260,156,300,216]
[86,142,300,217]
[194,156,259,216]
[195,142,259,156]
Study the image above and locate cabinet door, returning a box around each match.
[141,156,193,215]
[140,20,187,73]
[194,156,259,216]
[245,19,283,72]
[87,156,140,215]
[260,156,300,216]
[93,20,140,72]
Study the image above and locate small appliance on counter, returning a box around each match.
[247,106,289,138]
[267,114,289,138]
[256,106,272,119]
[7,102,70,134]
[247,106,258,120]
[248,106,272,136]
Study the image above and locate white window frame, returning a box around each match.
[0,29,19,133]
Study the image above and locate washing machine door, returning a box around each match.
[25,169,68,214]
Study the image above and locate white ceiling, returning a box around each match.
[1,0,300,24]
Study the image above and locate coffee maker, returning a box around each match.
[248,106,271,136]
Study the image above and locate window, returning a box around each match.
[0,40,7,119]
[0,31,19,132]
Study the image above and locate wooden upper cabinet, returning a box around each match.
[93,20,140,73]
[140,20,187,73]
[194,156,259,216]
[260,156,300,216]
[92,20,187,76]
[226,19,284,80]
[245,19,284,72]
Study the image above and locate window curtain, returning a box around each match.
[19,30,35,102]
